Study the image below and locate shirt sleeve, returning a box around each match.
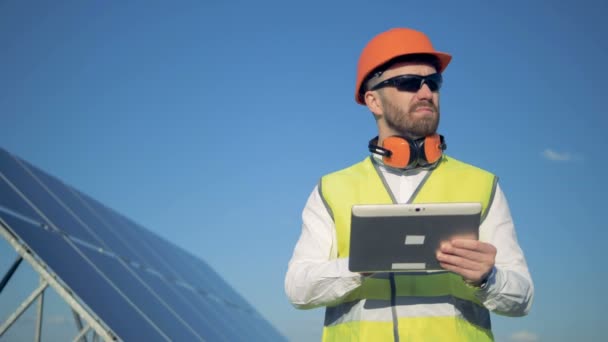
[475,183,535,316]
[284,185,364,309]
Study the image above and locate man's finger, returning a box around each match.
[440,243,486,260]
[450,239,496,253]
[436,252,482,271]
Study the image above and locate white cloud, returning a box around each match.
[509,330,539,342]
[542,148,573,162]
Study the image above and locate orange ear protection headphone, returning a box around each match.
[368,134,447,169]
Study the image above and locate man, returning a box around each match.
[285,28,533,341]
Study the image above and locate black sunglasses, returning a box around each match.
[369,73,443,93]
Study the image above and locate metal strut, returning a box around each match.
[0,255,23,294]
[73,310,89,342]
[0,280,48,337]
[35,276,45,342]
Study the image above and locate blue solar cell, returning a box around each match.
[0,212,167,342]
[0,151,47,221]
[17,157,244,340]
[172,242,255,311]
[0,148,286,341]
[25,167,145,267]
[69,191,254,340]
[0,150,100,244]
[140,226,252,309]
[72,191,174,276]
[79,201,256,340]
[129,266,234,341]
[139,231,287,341]
[75,244,204,341]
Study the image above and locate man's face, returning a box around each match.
[372,63,440,139]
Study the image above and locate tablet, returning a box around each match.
[348,202,482,273]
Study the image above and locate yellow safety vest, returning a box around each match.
[319,156,497,342]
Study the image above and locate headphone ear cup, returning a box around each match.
[382,136,412,169]
[423,134,444,164]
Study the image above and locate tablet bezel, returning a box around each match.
[348,202,482,273]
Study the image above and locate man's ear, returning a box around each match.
[364,91,383,117]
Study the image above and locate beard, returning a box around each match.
[382,98,440,138]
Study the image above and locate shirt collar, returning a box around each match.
[370,153,429,177]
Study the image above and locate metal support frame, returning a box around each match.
[35,276,45,342]
[34,277,46,342]
[0,279,48,336]
[0,221,117,341]
[0,255,23,293]
[72,323,91,342]
[73,309,88,342]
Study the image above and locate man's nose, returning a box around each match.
[416,83,433,100]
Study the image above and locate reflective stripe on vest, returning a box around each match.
[319,156,497,342]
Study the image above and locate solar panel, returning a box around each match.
[0,148,285,341]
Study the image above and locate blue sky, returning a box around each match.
[0,1,605,341]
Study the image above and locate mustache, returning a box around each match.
[411,101,438,112]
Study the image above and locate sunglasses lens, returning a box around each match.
[426,74,442,91]
[394,74,442,92]
[425,80,439,91]
[395,77,424,92]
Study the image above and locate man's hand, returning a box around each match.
[436,239,496,286]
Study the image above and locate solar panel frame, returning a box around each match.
[0,223,116,342]
[0,148,286,342]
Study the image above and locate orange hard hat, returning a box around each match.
[355,28,452,105]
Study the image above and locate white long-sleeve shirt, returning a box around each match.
[285,158,534,316]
